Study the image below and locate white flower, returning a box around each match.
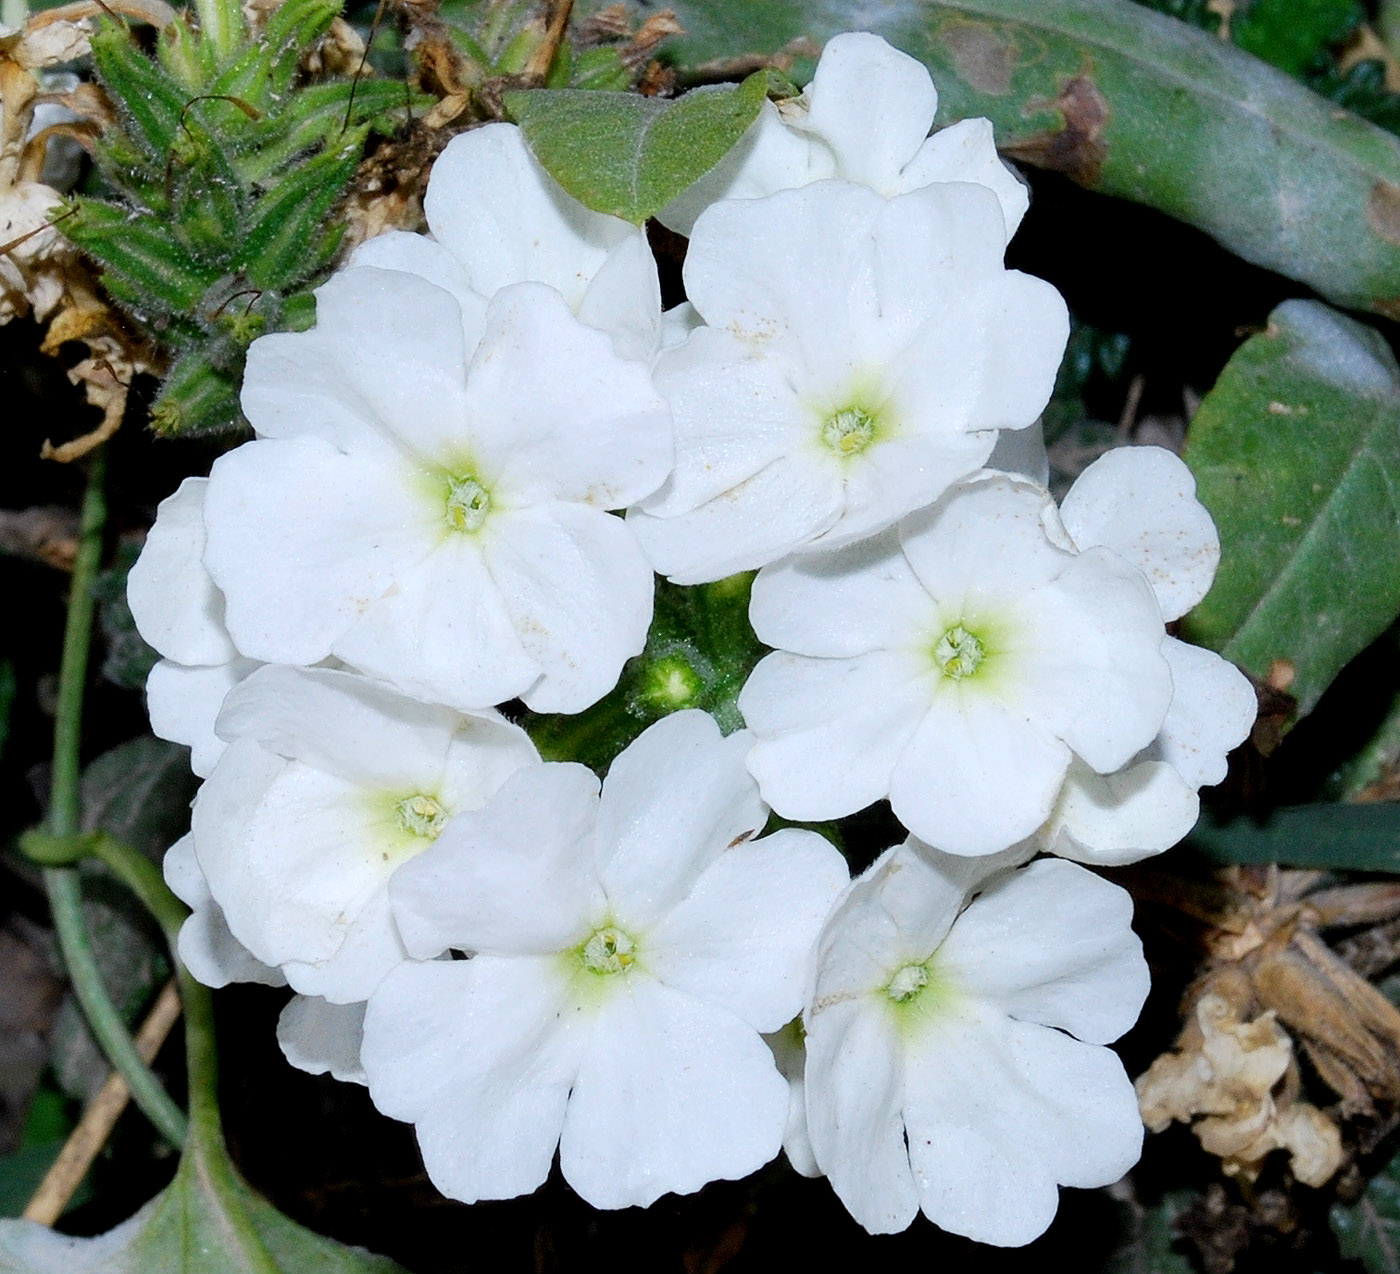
[203,266,672,714]
[629,182,1067,583]
[362,709,849,1209]
[1036,447,1257,865]
[659,32,1028,239]
[764,1019,820,1178]
[741,471,1173,856]
[190,664,539,1002]
[127,476,259,777]
[804,840,1148,1244]
[350,122,661,361]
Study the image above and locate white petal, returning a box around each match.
[215,664,456,792]
[483,503,654,714]
[277,996,366,1084]
[424,122,638,309]
[740,650,930,822]
[749,531,935,658]
[798,32,938,194]
[193,741,404,970]
[559,976,788,1208]
[145,657,257,777]
[937,858,1151,1044]
[163,833,285,989]
[899,117,1029,238]
[765,1021,821,1178]
[1010,547,1173,772]
[644,326,809,519]
[242,267,472,461]
[803,998,918,1234]
[903,1005,1143,1245]
[647,827,848,1032]
[1060,445,1220,621]
[438,713,542,811]
[463,283,671,509]
[1043,757,1200,866]
[629,453,845,584]
[594,710,766,930]
[279,884,407,1003]
[333,534,541,714]
[1157,637,1257,788]
[347,231,488,349]
[204,437,432,667]
[898,474,1069,608]
[391,762,605,959]
[127,477,235,665]
[362,957,585,1203]
[889,692,1070,856]
[575,228,663,360]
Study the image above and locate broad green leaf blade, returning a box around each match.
[504,69,775,224]
[609,0,1400,315]
[1188,803,1400,871]
[1181,300,1400,718]
[0,1147,407,1274]
[1334,1148,1400,1272]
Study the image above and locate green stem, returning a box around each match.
[42,451,189,1148]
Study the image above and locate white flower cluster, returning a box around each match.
[128,33,1257,1246]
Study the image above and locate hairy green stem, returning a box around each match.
[42,451,189,1148]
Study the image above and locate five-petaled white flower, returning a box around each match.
[191,664,539,1002]
[203,266,672,714]
[803,839,1149,1244]
[362,710,849,1208]
[630,182,1067,583]
[741,471,1174,856]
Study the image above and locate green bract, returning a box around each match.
[61,0,421,436]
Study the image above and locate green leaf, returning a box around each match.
[504,69,779,224]
[80,737,200,860]
[1188,803,1400,871]
[625,0,1400,316]
[0,1141,408,1273]
[1102,1189,1198,1274]
[1334,1146,1400,1272]
[1181,300,1400,719]
[150,350,245,437]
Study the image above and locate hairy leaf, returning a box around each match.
[1182,301,1400,718]
[1335,1148,1400,1272]
[505,69,779,224]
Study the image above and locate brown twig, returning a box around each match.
[22,979,183,1226]
[523,0,574,82]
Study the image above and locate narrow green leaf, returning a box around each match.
[1334,1147,1400,1272]
[1181,300,1400,718]
[63,200,219,316]
[1188,803,1400,872]
[261,0,343,92]
[504,68,778,224]
[91,24,191,161]
[156,14,216,91]
[237,130,365,290]
[627,0,1400,315]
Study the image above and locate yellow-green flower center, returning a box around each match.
[581,925,637,975]
[886,962,931,1003]
[933,623,985,680]
[445,476,491,532]
[395,793,449,839]
[820,406,877,456]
